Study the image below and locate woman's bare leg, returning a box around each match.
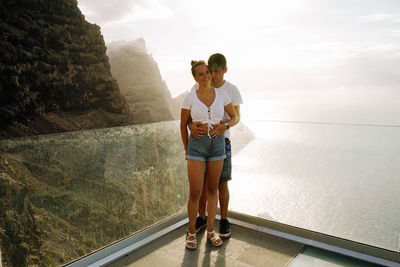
[187,160,206,234]
[205,160,224,232]
[198,181,207,218]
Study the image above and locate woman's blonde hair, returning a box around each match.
[191,60,207,77]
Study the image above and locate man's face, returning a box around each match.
[210,66,226,87]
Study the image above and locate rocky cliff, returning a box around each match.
[0,1,188,266]
[107,39,179,123]
[0,0,132,138]
[0,0,180,139]
[0,121,188,266]
[0,171,44,266]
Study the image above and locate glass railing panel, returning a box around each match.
[0,121,187,266]
[229,121,400,252]
[1,119,399,266]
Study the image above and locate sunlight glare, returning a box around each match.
[186,0,303,30]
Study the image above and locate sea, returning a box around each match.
[229,120,400,252]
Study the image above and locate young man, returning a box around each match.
[189,53,243,238]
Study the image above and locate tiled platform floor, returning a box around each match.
[107,222,304,267]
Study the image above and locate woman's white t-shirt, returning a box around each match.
[181,88,231,125]
[190,81,243,138]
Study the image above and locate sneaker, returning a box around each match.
[219,219,231,238]
[195,216,207,233]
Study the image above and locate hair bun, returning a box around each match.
[191,60,198,66]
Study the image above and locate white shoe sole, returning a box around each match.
[219,232,231,238]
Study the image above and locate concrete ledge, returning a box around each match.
[64,212,188,267]
[226,210,400,266]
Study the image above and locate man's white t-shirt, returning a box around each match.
[182,89,231,127]
[191,81,243,138]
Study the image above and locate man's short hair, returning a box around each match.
[208,53,226,70]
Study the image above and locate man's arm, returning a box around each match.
[210,104,240,137]
[188,117,207,139]
[233,105,241,126]
[210,103,238,138]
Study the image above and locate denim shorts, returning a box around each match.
[186,134,226,162]
[220,138,232,183]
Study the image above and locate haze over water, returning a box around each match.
[230,121,400,251]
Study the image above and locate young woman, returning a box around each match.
[180,60,237,249]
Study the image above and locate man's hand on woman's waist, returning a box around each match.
[210,121,228,138]
[188,122,208,139]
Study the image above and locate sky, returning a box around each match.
[77,0,400,125]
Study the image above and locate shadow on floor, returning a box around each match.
[107,221,304,267]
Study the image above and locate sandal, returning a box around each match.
[207,231,222,247]
[185,231,197,249]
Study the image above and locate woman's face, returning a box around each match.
[194,64,211,86]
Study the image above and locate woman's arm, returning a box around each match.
[180,109,191,150]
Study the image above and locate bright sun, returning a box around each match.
[186,0,303,29]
